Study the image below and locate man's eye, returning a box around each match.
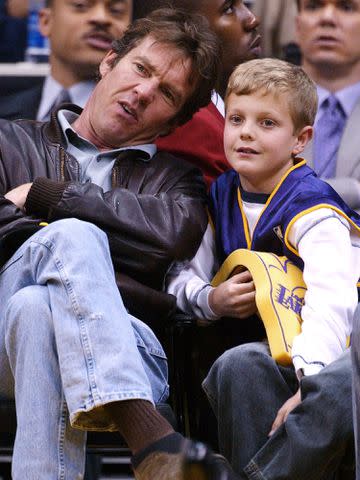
[162,88,175,103]
[338,1,357,12]
[222,0,235,15]
[135,63,146,74]
[110,6,127,15]
[303,0,322,10]
[71,0,89,10]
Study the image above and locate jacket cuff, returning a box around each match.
[25,177,69,219]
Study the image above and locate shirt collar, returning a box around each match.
[316,81,360,118]
[37,75,95,121]
[211,91,225,117]
[57,109,156,160]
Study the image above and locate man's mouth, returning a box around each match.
[84,32,113,50]
[250,34,261,50]
[119,102,138,121]
[314,35,340,45]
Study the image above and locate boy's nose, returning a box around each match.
[239,122,254,139]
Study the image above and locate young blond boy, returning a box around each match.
[167,58,360,479]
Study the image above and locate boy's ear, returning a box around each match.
[292,126,313,156]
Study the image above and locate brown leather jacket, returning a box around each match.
[0,105,207,323]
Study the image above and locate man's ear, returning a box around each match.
[292,125,313,156]
[38,7,52,38]
[99,51,118,78]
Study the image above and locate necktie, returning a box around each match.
[54,88,72,108]
[47,89,72,119]
[313,95,346,179]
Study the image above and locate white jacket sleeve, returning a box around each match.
[288,208,360,376]
[165,223,220,321]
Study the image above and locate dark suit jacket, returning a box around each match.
[0,78,43,120]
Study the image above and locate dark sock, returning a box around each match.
[107,399,175,454]
[131,432,186,469]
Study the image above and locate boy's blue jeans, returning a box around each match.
[0,219,169,479]
[203,341,353,480]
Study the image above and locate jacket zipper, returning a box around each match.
[59,146,66,182]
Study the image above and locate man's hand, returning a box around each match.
[269,389,301,436]
[5,183,33,211]
[209,270,257,318]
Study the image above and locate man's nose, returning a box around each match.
[318,4,337,25]
[243,5,259,32]
[88,3,112,25]
[134,79,157,106]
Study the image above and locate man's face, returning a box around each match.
[39,0,132,80]
[76,36,196,149]
[296,0,360,70]
[196,0,260,80]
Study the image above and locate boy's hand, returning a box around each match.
[209,270,256,318]
[268,389,301,436]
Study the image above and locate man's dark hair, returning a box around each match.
[111,8,221,128]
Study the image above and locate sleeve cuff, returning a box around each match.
[293,356,325,378]
[25,177,70,219]
[197,285,221,322]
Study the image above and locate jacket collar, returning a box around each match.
[44,103,83,146]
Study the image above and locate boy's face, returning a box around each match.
[224,90,311,193]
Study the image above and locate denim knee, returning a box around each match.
[4,285,51,335]
[203,342,271,409]
[38,218,108,250]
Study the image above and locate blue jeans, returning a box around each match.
[0,219,168,479]
[203,341,353,480]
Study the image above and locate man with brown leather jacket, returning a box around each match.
[0,9,232,480]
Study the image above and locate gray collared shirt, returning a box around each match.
[37,75,96,121]
[315,80,360,125]
[57,109,156,192]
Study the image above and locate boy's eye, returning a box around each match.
[229,114,243,124]
[261,118,276,128]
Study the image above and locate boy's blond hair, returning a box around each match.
[225,58,318,132]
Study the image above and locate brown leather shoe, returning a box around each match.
[183,441,242,480]
[134,451,184,480]
[134,440,242,480]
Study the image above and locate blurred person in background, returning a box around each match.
[0,0,28,62]
[1,0,132,120]
[296,0,360,212]
[252,0,298,59]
